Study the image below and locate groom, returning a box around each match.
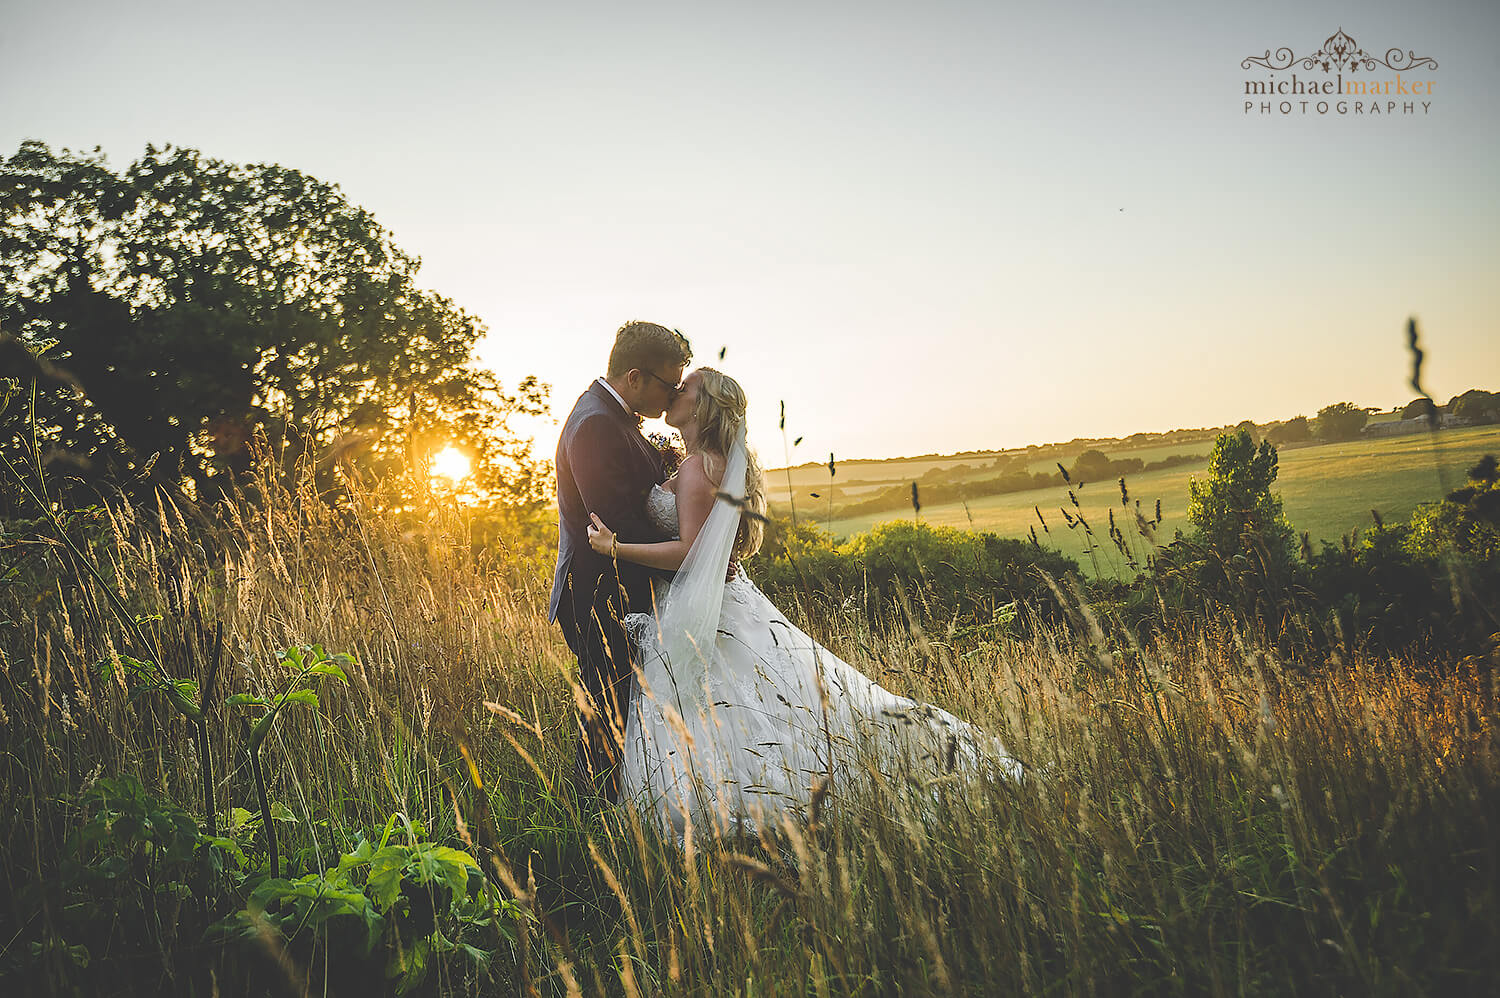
[550,320,691,806]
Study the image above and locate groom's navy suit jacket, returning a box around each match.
[549,380,669,628]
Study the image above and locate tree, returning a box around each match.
[1186,429,1295,568]
[1070,449,1113,482]
[1235,419,1258,441]
[0,142,546,506]
[1149,430,1300,635]
[1449,389,1500,425]
[1401,397,1438,421]
[1267,415,1310,445]
[1315,402,1368,441]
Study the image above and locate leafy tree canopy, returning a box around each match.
[1266,415,1310,445]
[0,141,546,506]
[1401,398,1438,421]
[1070,449,1113,482]
[1186,429,1295,566]
[1315,402,1369,441]
[1449,389,1500,424]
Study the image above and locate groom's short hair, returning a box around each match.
[607,321,692,377]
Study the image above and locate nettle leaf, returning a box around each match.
[270,801,298,824]
[419,845,480,900]
[247,877,295,913]
[229,807,256,832]
[278,646,306,672]
[391,934,432,995]
[366,845,409,911]
[334,837,376,880]
[457,943,492,969]
[281,688,319,709]
[115,655,156,682]
[225,693,268,707]
[304,661,348,683]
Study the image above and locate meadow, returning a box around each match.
[5,138,1495,997]
[766,435,1223,504]
[1,454,1497,996]
[776,425,1500,576]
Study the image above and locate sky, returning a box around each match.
[3,0,1497,466]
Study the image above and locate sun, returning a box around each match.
[430,445,472,484]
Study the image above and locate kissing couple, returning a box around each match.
[549,321,1021,835]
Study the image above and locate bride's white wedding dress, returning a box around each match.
[621,482,1022,835]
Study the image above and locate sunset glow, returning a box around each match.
[430,445,471,484]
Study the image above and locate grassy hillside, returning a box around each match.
[780,425,1500,576]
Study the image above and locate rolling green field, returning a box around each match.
[767,433,1230,505]
[781,425,1500,576]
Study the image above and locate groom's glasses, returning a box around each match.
[642,370,683,395]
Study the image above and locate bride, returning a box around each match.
[587,368,1022,834]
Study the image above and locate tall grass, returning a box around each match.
[1,460,1496,995]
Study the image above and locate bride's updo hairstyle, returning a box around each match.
[692,368,767,560]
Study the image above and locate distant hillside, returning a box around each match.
[765,390,1499,517]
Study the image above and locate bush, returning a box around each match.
[1136,431,1300,641]
[1303,523,1452,655]
[750,518,1079,631]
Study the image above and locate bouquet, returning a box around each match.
[647,431,685,476]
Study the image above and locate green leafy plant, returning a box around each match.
[226,644,351,879]
[9,775,243,990]
[215,813,511,994]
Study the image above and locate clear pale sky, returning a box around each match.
[4,1,1496,465]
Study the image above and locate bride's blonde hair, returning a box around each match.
[692,368,766,560]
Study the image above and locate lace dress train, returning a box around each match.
[620,485,1022,835]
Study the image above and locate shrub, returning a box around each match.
[1303,523,1451,655]
[750,518,1079,631]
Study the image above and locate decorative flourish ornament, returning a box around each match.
[1242,28,1437,74]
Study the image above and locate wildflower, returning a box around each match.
[647,431,686,476]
